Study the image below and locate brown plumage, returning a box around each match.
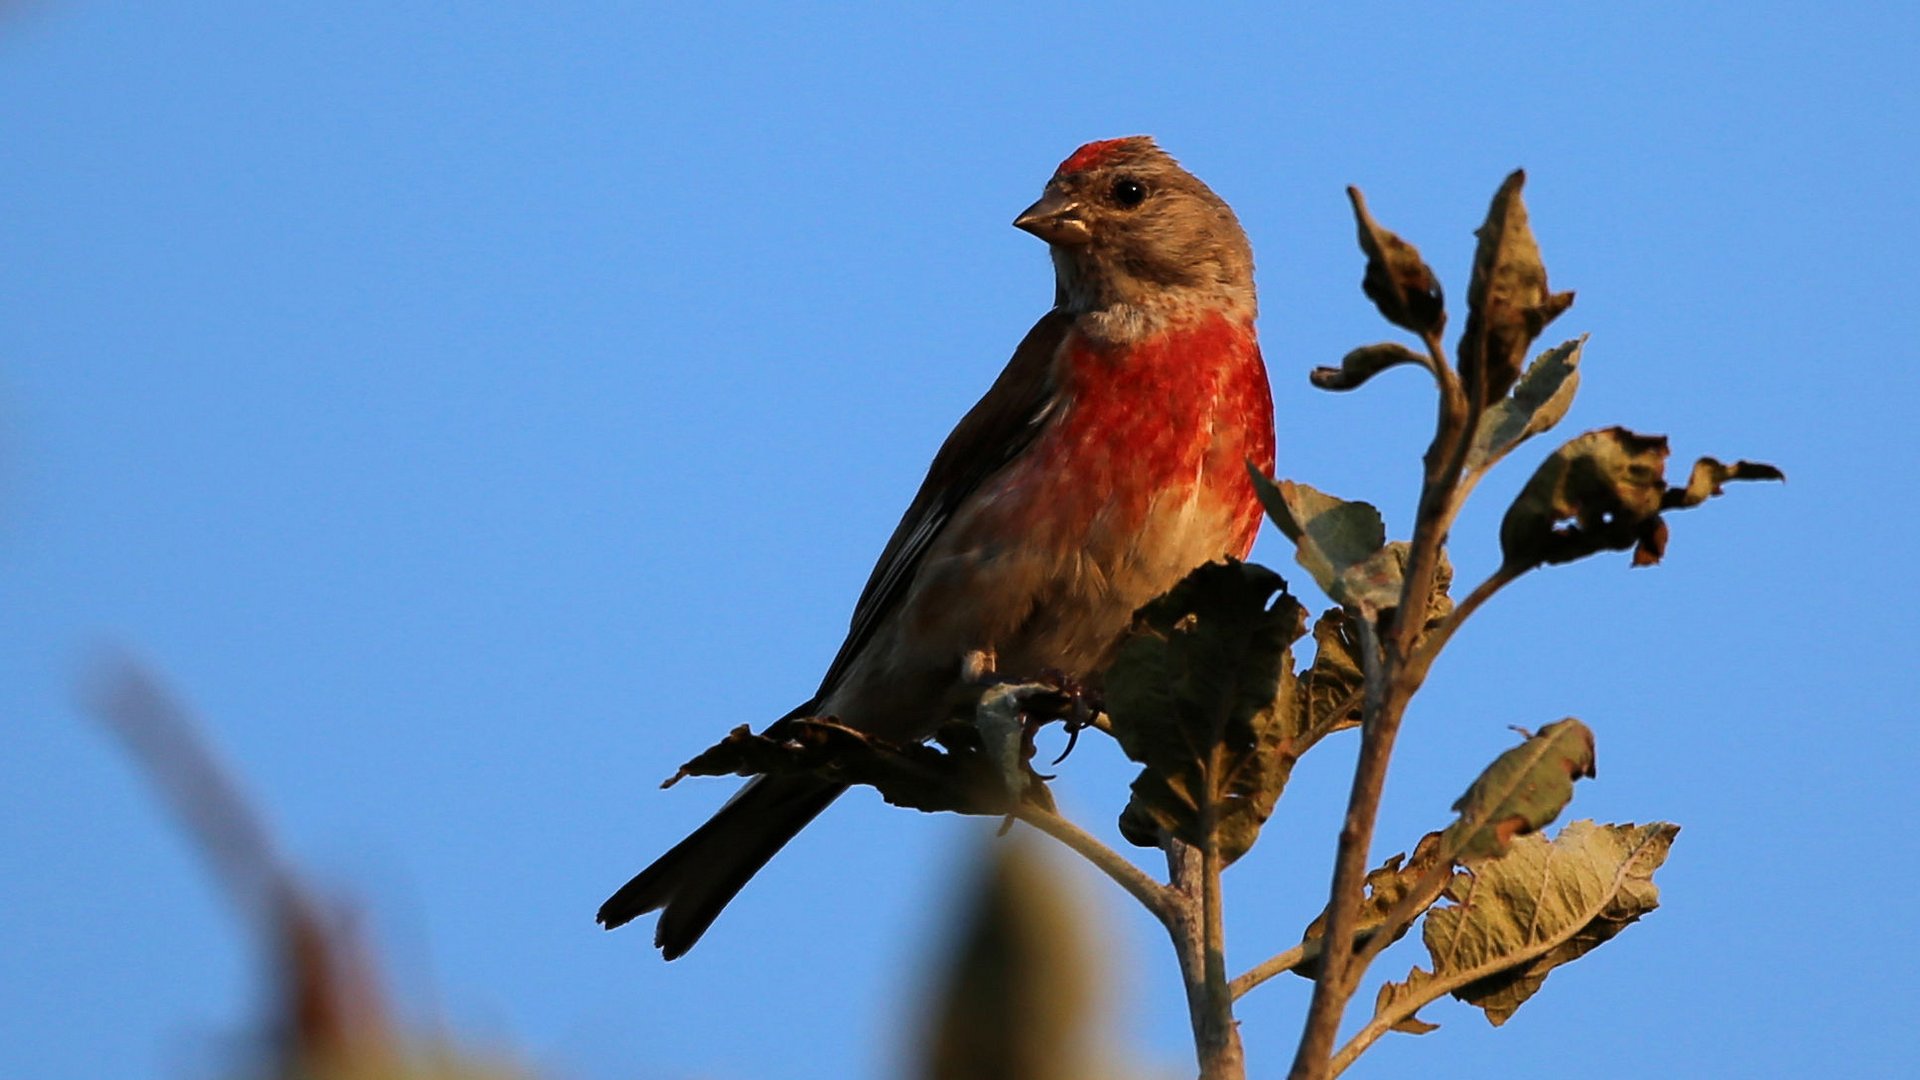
[599,137,1275,958]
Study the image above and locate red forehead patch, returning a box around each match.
[1057,137,1147,175]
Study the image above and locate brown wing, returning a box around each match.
[810,309,1071,700]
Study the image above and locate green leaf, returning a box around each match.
[668,717,1055,816]
[1310,342,1429,392]
[921,840,1104,1080]
[1500,427,1783,569]
[1106,559,1307,864]
[1246,468,1386,607]
[1442,719,1597,863]
[1459,170,1575,407]
[1347,186,1447,336]
[1465,336,1585,474]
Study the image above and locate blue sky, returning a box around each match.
[4,4,1916,1078]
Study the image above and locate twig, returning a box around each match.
[1288,327,1477,1080]
[1401,563,1526,690]
[1164,839,1245,1079]
[1229,942,1309,1000]
[1013,803,1176,925]
[1197,825,1243,1078]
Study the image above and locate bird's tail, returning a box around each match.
[597,773,845,959]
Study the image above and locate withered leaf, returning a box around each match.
[1500,427,1782,569]
[1295,608,1365,742]
[1348,186,1446,336]
[1310,342,1430,392]
[1442,719,1596,863]
[1419,821,1678,1026]
[1370,823,1675,1034]
[1106,559,1306,864]
[1664,456,1787,509]
[1460,170,1574,407]
[669,717,1055,816]
[1295,831,1447,980]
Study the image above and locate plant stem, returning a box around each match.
[1013,803,1176,925]
[1288,328,1475,1080]
[1229,942,1308,1000]
[1165,840,1244,1079]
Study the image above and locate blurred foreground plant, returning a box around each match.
[87,662,533,1080]
[671,172,1779,1078]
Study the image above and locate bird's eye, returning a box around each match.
[1110,177,1147,209]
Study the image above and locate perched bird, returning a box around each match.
[599,137,1276,958]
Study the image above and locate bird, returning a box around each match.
[598,137,1276,959]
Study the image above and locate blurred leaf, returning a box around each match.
[1442,719,1596,863]
[1375,821,1678,1029]
[1247,469,1386,607]
[920,840,1105,1080]
[1460,170,1574,406]
[1347,186,1446,336]
[1310,342,1429,391]
[1107,559,1306,864]
[1500,427,1782,569]
[670,716,1056,815]
[1465,336,1585,474]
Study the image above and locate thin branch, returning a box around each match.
[1196,826,1243,1078]
[1165,844,1210,1068]
[1013,803,1176,925]
[1400,562,1527,693]
[1230,942,1309,1000]
[1289,326,1477,1080]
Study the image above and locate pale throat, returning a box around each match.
[1049,249,1256,348]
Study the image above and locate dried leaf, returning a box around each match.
[1310,342,1429,391]
[1375,977,1442,1035]
[1295,608,1365,741]
[1431,821,1676,1025]
[1247,468,1386,608]
[1500,427,1782,569]
[1465,336,1585,475]
[1107,559,1306,864]
[920,841,1103,1080]
[1460,171,1574,407]
[1348,186,1446,336]
[1371,822,1677,1035]
[1296,832,1447,979]
[670,717,1055,816]
[1663,457,1787,509]
[1442,719,1596,863]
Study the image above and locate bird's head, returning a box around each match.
[1015,137,1256,329]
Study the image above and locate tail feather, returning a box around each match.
[598,774,845,959]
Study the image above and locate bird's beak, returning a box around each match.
[1013,189,1092,246]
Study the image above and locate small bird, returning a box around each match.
[599,137,1276,958]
